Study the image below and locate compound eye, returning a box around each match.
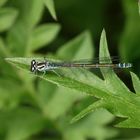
[31,60,36,72]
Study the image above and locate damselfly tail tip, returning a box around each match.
[126,63,132,68]
[118,63,132,68]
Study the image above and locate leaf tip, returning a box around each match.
[101,28,106,37]
[43,0,57,20]
[99,28,111,59]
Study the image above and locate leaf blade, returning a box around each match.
[43,0,57,20]
[29,23,60,52]
[99,29,130,95]
[0,8,18,32]
[57,30,94,60]
[0,0,7,7]
[71,100,105,123]
[131,72,140,94]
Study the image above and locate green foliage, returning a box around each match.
[1,28,119,139]
[43,0,57,20]
[119,0,140,75]
[64,109,118,140]
[71,31,140,128]
[131,72,140,94]
[5,30,140,129]
[57,31,94,60]
[30,23,61,52]
[0,0,7,7]
[1,0,140,139]
[0,8,18,32]
[0,108,46,140]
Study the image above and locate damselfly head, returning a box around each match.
[31,60,37,72]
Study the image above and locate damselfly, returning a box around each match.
[30,56,132,73]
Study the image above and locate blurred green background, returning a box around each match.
[0,0,140,140]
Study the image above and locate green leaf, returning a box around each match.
[6,0,44,55]
[0,38,8,56]
[131,72,140,94]
[57,30,94,60]
[29,24,60,52]
[99,30,130,96]
[65,109,118,140]
[0,0,7,7]
[71,100,105,124]
[43,0,57,20]
[71,30,140,128]
[9,0,44,29]
[4,57,109,99]
[5,30,140,128]
[0,78,23,110]
[37,80,57,107]
[72,30,140,128]
[45,87,84,119]
[119,0,140,61]
[138,1,140,15]
[5,57,140,128]
[0,107,45,140]
[0,8,18,32]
